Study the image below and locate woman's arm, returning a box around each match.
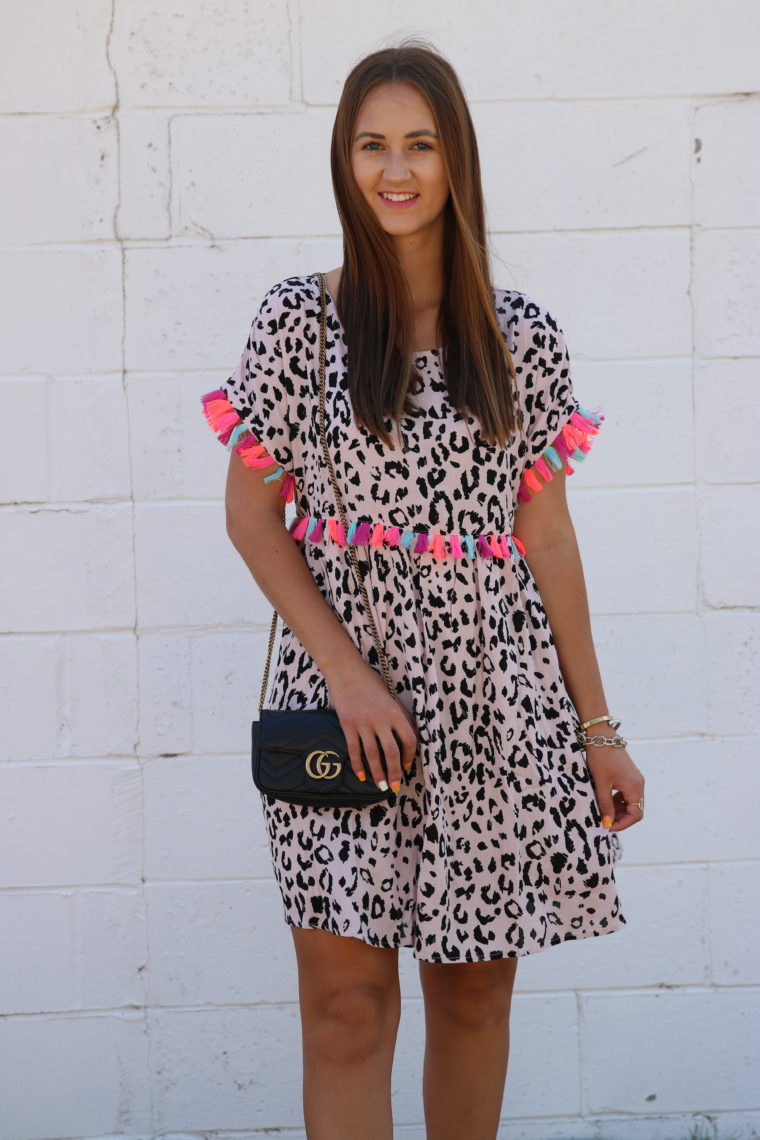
[224,450,418,790]
[512,469,645,833]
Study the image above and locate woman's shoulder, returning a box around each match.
[258,272,322,312]
[492,284,562,332]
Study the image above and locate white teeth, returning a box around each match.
[382,192,418,201]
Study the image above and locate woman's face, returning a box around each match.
[351,81,450,242]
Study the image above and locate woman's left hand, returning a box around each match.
[585,746,645,832]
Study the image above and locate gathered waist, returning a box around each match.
[287,514,526,561]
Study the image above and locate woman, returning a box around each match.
[201,41,644,1140]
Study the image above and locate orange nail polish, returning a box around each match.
[602,816,613,829]
[357,771,367,782]
[391,781,401,794]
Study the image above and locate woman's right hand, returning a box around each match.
[324,657,419,792]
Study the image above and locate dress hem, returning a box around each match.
[282,911,628,964]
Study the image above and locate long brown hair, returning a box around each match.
[330,39,521,450]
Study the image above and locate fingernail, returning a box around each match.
[357,771,367,782]
[390,780,401,794]
[602,816,613,829]
[378,780,388,792]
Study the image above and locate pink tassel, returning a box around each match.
[290,516,310,540]
[488,533,504,558]
[535,457,553,482]
[449,534,463,558]
[513,536,526,557]
[306,516,324,540]
[429,533,446,558]
[370,523,386,547]
[414,532,429,553]
[201,388,226,405]
[279,473,295,502]
[499,535,512,558]
[477,534,492,557]
[384,526,401,547]
[354,522,372,545]
[517,484,531,504]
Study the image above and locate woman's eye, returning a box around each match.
[360,141,433,151]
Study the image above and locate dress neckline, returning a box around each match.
[315,273,445,356]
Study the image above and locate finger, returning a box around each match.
[594,781,616,831]
[343,727,368,784]
[359,732,389,791]
[377,731,402,792]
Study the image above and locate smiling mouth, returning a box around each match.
[379,192,420,206]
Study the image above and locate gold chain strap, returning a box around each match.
[258,271,395,710]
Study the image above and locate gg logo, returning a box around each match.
[305,749,343,780]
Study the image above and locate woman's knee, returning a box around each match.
[419,958,518,1030]
[291,928,400,1062]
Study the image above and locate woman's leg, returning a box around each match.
[418,956,519,1140]
[290,926,401,1140]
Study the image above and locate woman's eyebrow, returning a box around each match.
[354,129,439,141]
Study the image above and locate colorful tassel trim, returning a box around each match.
[200,388,295,503]
[517,405,603,504]
[288,515,526,561]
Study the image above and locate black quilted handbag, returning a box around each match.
[250,271,411,808]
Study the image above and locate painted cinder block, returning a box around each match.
[0,505,135,634]
[49,377,132,502]
[0,888,146,1015]
[590,614,707,739]
[695,359,760,484]
[137,632,194,757]
[62,633,138,759]
[149,1005,304,1132]
[491,231,692,361]
[0,0,114,113]
[694,96,760,229]
[0,1011,150,1139]
[110,0,293,108]
[477,98,692,233]
[145,880,297,1007]
[701,485,760,609]
[694,229,760,358]
[0,378,49,503]
[0,249,123,375]
[0,116,118,245]
[0,636,59,763]
[553,0,760,98]
[118,109,172,240]
[709,862,760,986]
[581,989,760,1112]
[704,612,760,735]
[571,487,698,616]
[134,502,278,630]
[0,763,142,888]
[571,359,694,489]
[143,755,275,882]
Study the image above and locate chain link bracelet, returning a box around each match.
[576,731,629,748]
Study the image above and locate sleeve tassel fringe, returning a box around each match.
[517,405,603,504]
[200,388,295,503]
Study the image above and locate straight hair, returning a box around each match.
[329,40,522,450]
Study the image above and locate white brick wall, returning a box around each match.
[1,2,758,1137]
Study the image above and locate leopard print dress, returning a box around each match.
[201,271,626,963]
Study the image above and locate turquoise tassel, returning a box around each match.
[227,422,247,448]
[402,530,415,549]
[306,517,320,540]
[263,465,284,483]
[545,445,562,470]
[346,520,359,543]
[464,534,475,558]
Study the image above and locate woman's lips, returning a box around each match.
[379,193,420,209]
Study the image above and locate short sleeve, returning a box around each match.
[200,282,298,503]
[515,301,603,504]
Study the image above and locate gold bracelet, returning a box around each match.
[579,714,621,731]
